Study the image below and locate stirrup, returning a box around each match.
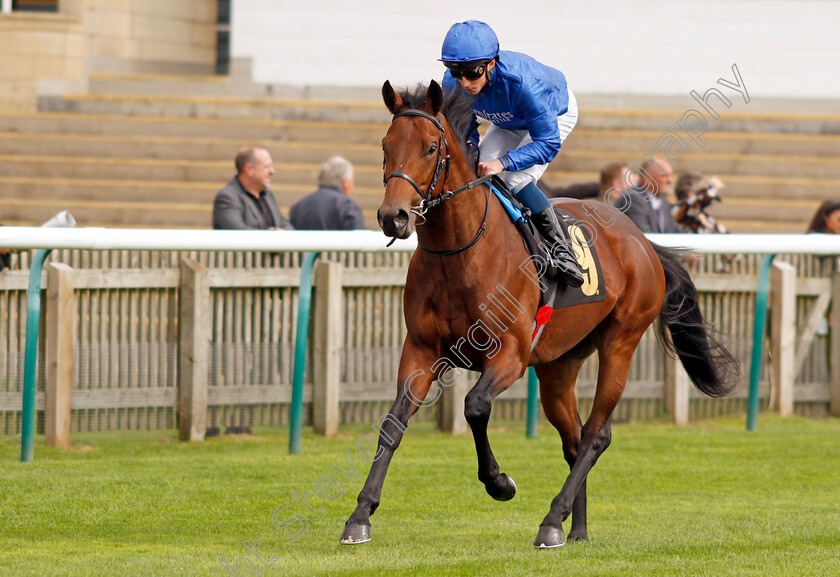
[547,253,584,288]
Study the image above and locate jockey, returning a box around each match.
[440,20,584,288]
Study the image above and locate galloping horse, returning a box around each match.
[340,80,738,548]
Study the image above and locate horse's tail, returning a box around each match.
[652,243,740,398]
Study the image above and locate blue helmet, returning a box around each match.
[440,20,499,64]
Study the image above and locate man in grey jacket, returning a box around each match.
[618,158,681,234]
[212,147,294,230]
[290,156,366,230]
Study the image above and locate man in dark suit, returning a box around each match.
[290,156,365,230]
[212,147,294,230]
[618,158,681,233]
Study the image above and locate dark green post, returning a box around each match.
[527,366,539,438]
[747,254,776,432]
[289,252,321,455]
[21,249,53,462]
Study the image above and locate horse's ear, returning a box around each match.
[427,80,444,116]
[382,81,402,114]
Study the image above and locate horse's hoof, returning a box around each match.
[567,531,588,543]
[486,473,517,501]
[534,525,565,548]
[339,523,371,545]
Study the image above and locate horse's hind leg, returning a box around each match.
[535,341,595,544]
[535,331,641,548]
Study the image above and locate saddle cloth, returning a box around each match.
[488,178,606,347]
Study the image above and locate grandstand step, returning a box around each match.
[705,201,817,224]
[4,130,839,182]
[5,130,837,184]
[0,201,381,230]
[0,113,388,145]
[578,108,840,136]
[7,113,839,160]
[540,171,840,204]
[6,151,835,203]
[0,134,380,166]
[0,196,804,234]
[720,220,810,234]
[0,175,386,207]
[0,156,233,182]
[0,174,818,233]
[563,130,840,158]
[38,93,840,135]
[551,151,840,180]
[0,159,386,189]
[88,73,245,99]
[0,201,211,228]
[3,156,832,201]
[39,94,392,124]
[87,73,382,102]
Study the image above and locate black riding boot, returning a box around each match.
[531,207,585,288]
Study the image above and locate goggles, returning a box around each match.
[446,62,488,81]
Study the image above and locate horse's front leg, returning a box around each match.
[464,344,527,501]
[340,339,437,544]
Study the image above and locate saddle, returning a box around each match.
[488,177,606,348]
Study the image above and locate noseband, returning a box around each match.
[383,108,491,256]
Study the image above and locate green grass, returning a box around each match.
[1,416,839,577]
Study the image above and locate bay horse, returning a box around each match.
[340,80,738,548]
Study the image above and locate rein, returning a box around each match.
[384,108,493,256]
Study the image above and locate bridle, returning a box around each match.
[384,109,450,215]
[383,108,492,256]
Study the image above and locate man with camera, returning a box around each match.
[672,172,728,234]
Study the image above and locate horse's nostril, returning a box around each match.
[394,210,409,228]
[378,206,411,237]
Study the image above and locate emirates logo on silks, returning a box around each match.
[474,109,515,124]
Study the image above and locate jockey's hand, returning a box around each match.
[477,159,505,177]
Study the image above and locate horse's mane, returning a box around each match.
[397,83,478,166]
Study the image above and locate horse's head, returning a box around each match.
[378,80,448,239]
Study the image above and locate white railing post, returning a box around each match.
[313,260,342,436]
[45,263,74,449]
[178,258,210,442]
[831,271,840,417]
[665,353,690,425]
[439,369,469,435]
[770,261,796,416]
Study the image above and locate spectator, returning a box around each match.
[0,224,14,272]
[672,172,728,234]
[539,161,631,201]
[290,156,366,230]
[0,248,11,272]
[618,157,681,233]
[806,200,840,233]
[213,146,294,230]
[599,161,632,203]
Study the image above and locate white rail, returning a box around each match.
[645,233,840,255]
[0,228,418,252]
[1,228,840,255]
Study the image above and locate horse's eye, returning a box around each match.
[426,144,437,156]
